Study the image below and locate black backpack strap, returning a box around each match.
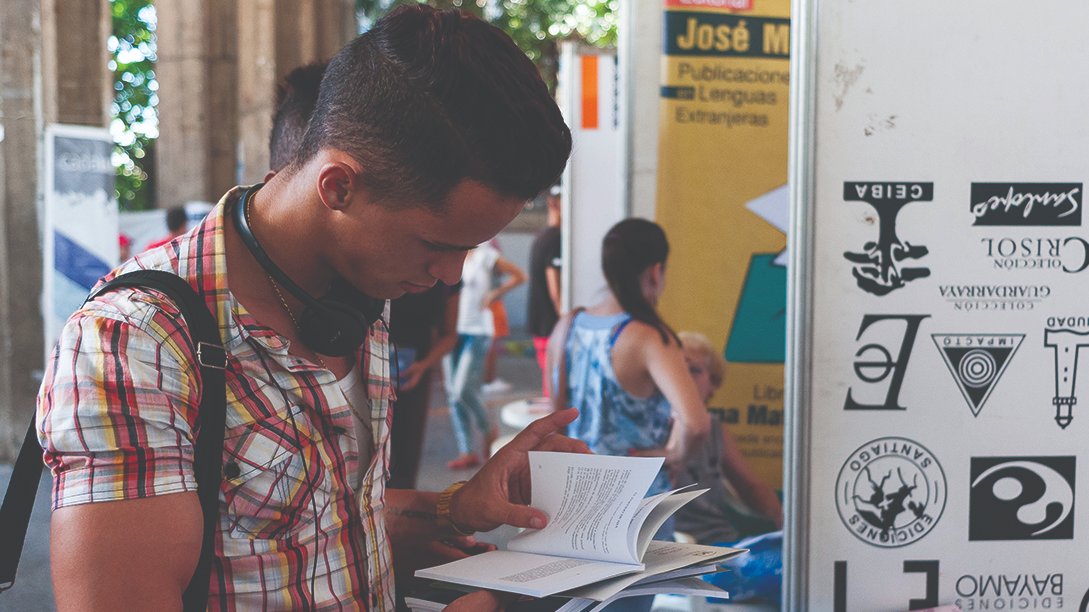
[0,409,49,592]
[0,270,227,611]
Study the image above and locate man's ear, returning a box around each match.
[263,170,277,183]
[316,162,359,211]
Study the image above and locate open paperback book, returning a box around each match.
[415,452,746,599]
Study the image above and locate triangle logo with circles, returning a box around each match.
[932,334,1024,417]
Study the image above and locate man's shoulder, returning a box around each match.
[76,252,193,339]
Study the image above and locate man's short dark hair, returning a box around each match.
[165,206,188,232]
[269,63,326,172]
[297,5,572,207]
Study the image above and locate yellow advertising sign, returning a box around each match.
[656,0,790,488]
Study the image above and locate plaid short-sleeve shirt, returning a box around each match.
[37,187,398,610]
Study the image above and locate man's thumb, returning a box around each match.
[502,503,548,531]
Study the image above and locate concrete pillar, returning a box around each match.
[159,0,355,196]
[237,0,278,184]
[0,1,110,459]
[0,0,43,460]
[155,0,239,207]
[235,0,356,183]
[40,0,112,126]
[619,0,662,220]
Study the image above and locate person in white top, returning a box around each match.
[446,242,525,469]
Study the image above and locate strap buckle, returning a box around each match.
[196,342,227,370]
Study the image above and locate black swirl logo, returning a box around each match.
[969,456,1075,541]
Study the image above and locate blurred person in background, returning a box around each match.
[526,184,562,396]
[445,243,525,469]
[673,331,782,543]
[144,205,189,250]
[265,61,326,180]
[118,233,133,263]
[481,238,513,397]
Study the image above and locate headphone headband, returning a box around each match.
[233,185,326,313]
[231,184,380,356]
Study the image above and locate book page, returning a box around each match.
[586,576,728,612]
[509,452,664,564]
[413,550,641,598]
[633,488,707,559]
[623,485,698,558]
[562,541,743,602]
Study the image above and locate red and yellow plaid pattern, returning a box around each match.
[37,187,397,610]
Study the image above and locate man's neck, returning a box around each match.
[246,178,334,297]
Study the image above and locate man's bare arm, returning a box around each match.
[545,267,562,316]
[51,492,202,611]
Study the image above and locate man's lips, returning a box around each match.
[400,281,432,294]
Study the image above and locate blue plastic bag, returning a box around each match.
[706,530,783,605]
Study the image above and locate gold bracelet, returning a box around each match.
[436,480,474,537]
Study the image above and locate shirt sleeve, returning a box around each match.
[37,296,201,509]
[546,230,562,269]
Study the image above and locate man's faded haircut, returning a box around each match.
[296,4,572,207]
[269,62,326,173]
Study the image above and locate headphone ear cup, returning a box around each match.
[298,300,368,357]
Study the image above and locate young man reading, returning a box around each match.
[37,6,575,611]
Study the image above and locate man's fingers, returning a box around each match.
[628,448,667,457]
[535,433,591,455]
[503,408,579,453]
[445,590,511,612]
[429,541,472,561]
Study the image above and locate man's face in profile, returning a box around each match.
[327,178,524,299]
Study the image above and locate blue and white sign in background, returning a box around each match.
[43,125,118,348]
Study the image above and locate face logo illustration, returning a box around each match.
[843,182,934,296]
[969,456,1075,541]
[1044,327,1089,429]
[970,183,1082,226]
[931,334,1023,417]
[845,314,928,410]
[836,437,946,548]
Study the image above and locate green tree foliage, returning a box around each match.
[108,1,613,211]
[356,0,618,89]
[109,0,157,210]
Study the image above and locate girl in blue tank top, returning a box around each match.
[549,219,712,519]
[548,219,713,612]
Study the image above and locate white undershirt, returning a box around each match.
[336,362,371,490]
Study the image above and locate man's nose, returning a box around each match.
[430,251,468,286]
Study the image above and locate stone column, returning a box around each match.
[235,0,356,183]
[159,0,356,196]
[0,0,110,459]
[40,0,112,126]
[155,0,239,207]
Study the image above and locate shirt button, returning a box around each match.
[224,462,241,479]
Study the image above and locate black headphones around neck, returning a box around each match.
[233,184,385,357]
